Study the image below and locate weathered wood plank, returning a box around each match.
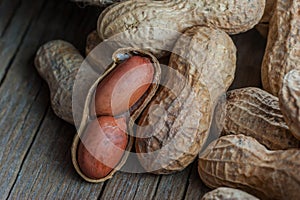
[153,166,192,200]
[0,1,51,195]
[0,41,48,199]
[99,164,192,200]
[100,172,160,199]
[184,162,211,200]
[8,109,105,199]
[0,0,99,198]
[0,0,46,84]
[132,174,160,200]
[3,0,103,199]
[0,0,21,37]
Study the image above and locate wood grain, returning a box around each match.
[184,162,211,200]
[0,0,100,198]
[0,0,46,84]
[0,0,21,36]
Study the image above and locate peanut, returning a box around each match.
[34,40,83,124]
[201,187,259,200]
[71,48,161,182]
[97,0,265,57]
[135,26,236,174]
[218,87,300,150]
[279,69,300,140]
[198,134,300,200]
[77,116,128,179]
[95,56,154,116]
[261,0,300,96]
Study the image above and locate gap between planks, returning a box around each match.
[0,0,98,198]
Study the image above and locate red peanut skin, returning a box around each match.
[77,116,128,179]
[95,56,154,116]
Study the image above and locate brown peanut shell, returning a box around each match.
[71,48,161,183]
[198,134,300,200]
[279,69,300,140]
[97,0,265,57]
[135,26,236,174]
[219,87,300,150]
[261,0,300,96]
[34,40,83,124]
[201,187,259,200]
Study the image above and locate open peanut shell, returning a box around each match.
[71,48,161,183]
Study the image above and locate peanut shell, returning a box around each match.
[219,87,300,150]
[97,0,265,57]
[261,0,300,96]
[34,40,83,124]
[201,187,259,200]
[198,134,300,200]
[135,26,236,174]
[71,48,161,183]
[279,69,300,140]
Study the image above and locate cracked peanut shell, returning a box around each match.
[71,48,161,182]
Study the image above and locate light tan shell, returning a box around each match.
[135,26,236,174]
[71,48,161,183]
[97,0,265,57]
[201,187,259,200]
[261,0,300,96]
[198,134,300,200]
[34,40,83,124]
[279,69,300,140]
[218,87,300,150]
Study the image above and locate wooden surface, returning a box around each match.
[0,0,266,199]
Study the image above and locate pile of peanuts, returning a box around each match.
[34,0,300,199]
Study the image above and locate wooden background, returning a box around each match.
[0,0,266,199]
